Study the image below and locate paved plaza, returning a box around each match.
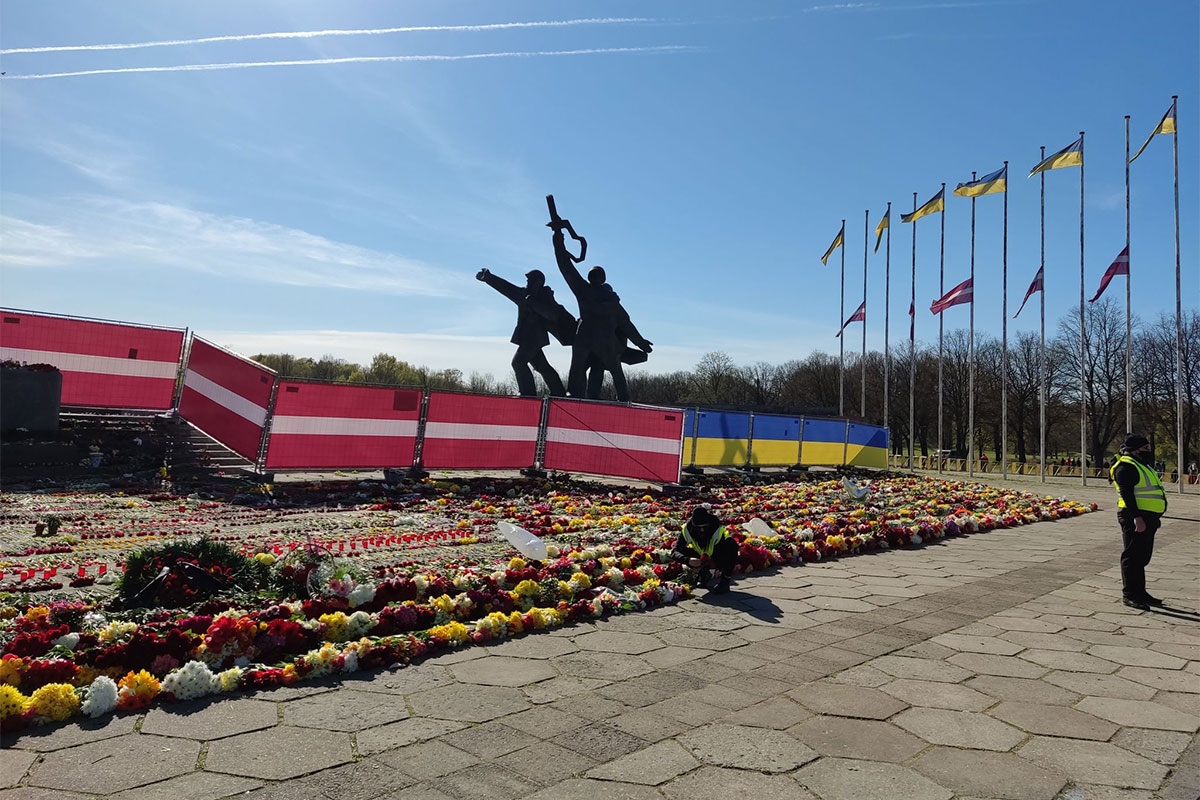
[2,476,1198,800]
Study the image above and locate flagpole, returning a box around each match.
[1125,116,1133,435]
[884,202,892,441]
[1079,131,1088,485]
[1173,96,1184,494]
[840,219,846,419]
[969,175,976,478]
[1001,162,1009,478]
[1039,147,1047,483]
[862,210,869,418]
[909,193,917,470]
[938,182,946,475]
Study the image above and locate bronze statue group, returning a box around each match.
[477,196,653,402]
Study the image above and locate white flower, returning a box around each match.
[342,651,359,673]
[82,611,107,630]
[348,583,376,608]
[162,661,218,700]
[55,633,80,650]
[80,676,119,718]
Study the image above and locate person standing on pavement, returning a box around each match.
[1109,433,1168,611]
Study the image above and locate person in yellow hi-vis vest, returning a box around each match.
[1109,433,1168,611]
[671,504,738,594]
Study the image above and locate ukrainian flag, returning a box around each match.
[900,188,944,224]
[954,165,1007,197]
[820,224,845,265]
[1029,137,1083,177]
[1130,99,1178,162]
[873,208,889,253]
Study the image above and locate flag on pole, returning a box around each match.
[954,165,1008,197]
[1014,266,1043,318]
[835,301,866,338]
[900,188,945,223]
[908,300,915,341]
[930,277,974,314]
[820,224,845,265]
[1029,136,1083,176]
[1089,246,1130,302]
[873,208,890,252]
[1130,99,1178,162]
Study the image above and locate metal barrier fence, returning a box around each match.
[888,454,1194,488]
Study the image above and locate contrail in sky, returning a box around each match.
[4,46,697,81]
[0,18,655,55]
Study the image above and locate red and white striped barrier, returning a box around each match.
[178,337,276,462]
[421,392,542,469]
[0,310,184,410]
[543,400,684,483]
[263,382,420,470]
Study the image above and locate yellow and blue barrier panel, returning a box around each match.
[682,409,889,470]
[748,414,801,466]
[846,422,888,468]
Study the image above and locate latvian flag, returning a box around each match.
[835,301,866,338]
[1089,246,1129,303]
[930,277,974,315]
[1014,267,1044,318]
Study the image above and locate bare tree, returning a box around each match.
[1054,297,1129,464]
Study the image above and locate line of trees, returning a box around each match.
[252,299,1198,467]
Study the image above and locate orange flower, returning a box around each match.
[116,670,159,711]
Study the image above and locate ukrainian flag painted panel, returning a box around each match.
[749,414,801,466]
[845,423,889,468]
[692,410,750,466]
[800,418,847,465]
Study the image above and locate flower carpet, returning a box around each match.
[0,472,1096,730]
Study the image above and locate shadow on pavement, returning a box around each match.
[702,589,782,623]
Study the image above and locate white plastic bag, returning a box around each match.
[496,520,549,561]
[741,517,775,538]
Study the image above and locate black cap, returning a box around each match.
[1123,433,1150,451]
[525,269,545,282]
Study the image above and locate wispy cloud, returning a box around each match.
[5,46,697,81]
[0,18,657,55]
[0,196,468,297]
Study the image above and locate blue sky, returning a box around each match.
[2,0,1196,379]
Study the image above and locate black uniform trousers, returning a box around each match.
[1117,509,1160,601]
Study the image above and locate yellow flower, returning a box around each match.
[428,621,469,645]
[117,670,160,711]
[253,552,276,566]
[0,685,29,719]
[0,657,23,687]
[29,683,80,722]
[513,580,540,598]
[0,606,18,620]
[508,557,526,570]
[25,606,50,623]
[319,612,351,642]
[507,611,525,634]
[569,572,592,590]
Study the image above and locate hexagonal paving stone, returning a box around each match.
[524,777,664,800]
[206,726,351,780]
[723,696,813,730]
[788,681,908,720]
[353,663,455,696]
[3,713,137,752]
[573,631,665,655]
[912,746,1067,800]
[787,716,926,762]
[556,724,647,762]
[932,633,1025,655]
[893,707,1025,751]
[987,617,1065,634]
[448,656,558,687]
[496,742,596,786]
[1117,666,1200,692]
[999,631,1089,652]
[668,612,748,631]
[679,723,817,772]
[1086,645,1187,669]
[585,740,698,786]
[373,740,479,781]
[881,678,996,711]
[1019,649,1119,673]
[870,656,973,683]
[434,763,541,800]
[28,734,198,795]
[1113,727,1194,765]
[1017,736,1168,789]
[989,701,1118,740]
[141,698,278,740]
[485,636,579,659]
[662,766,819,800]
[554,652,654,681]
[355,717,469,756]
[949,652,1049,678]
[106,771,262,800]
[1076,696,1200,732]
[441,721,538,759]
[796,757,953,800]
[283,688,409,731]
[408,684,530,722]
[657,628,746,651]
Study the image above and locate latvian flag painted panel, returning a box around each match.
[543,399,684,484]
[0,309,184,410]
[264,381,421,470]
[179,337,276,462]
[421,392,541,469]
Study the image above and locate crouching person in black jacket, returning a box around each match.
[672,505,738,594]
